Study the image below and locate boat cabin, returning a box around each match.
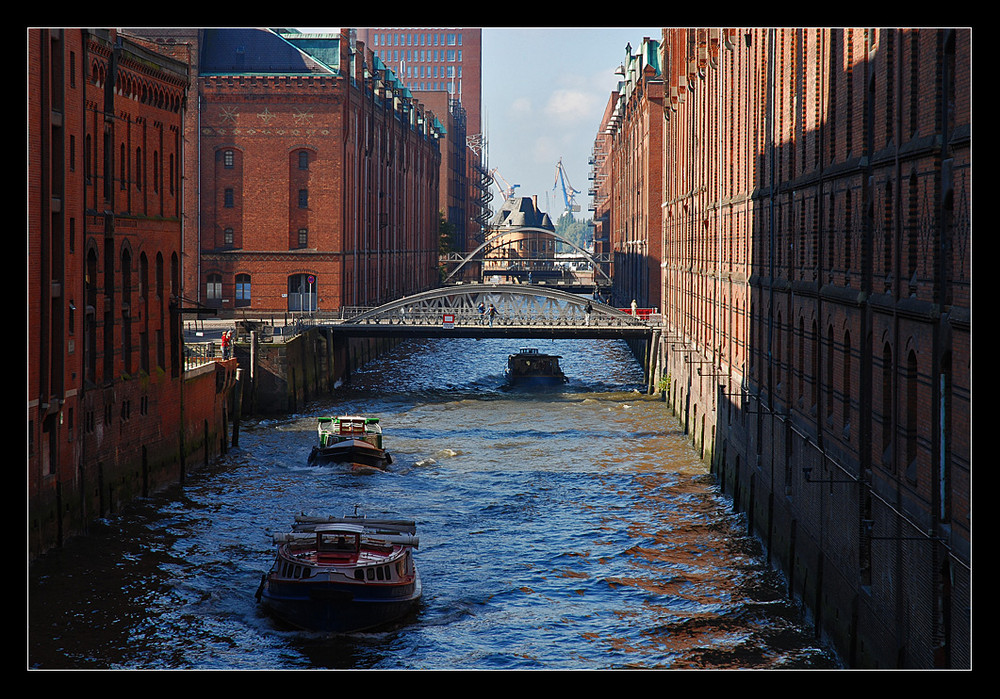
[506,348,567,383]
[317,416,383,449]
[314,523,363,557]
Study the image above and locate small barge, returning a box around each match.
[505,347,568,387]
[307,416,392,471]
[256,514,421,633]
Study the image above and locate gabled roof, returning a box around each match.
[200,28,338,76]
[490,196,556,230]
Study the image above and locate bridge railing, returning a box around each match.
[336,305,648,328]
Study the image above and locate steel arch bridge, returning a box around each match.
[442,226,611,284]
[334,283,648,339]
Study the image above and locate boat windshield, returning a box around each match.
[317,529,360,553]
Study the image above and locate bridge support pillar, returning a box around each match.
[646,329,662,394]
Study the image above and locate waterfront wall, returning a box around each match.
[28,28,216,561]
[662,345,969,669]
[235,328,401,415]
[28,361,237,559]
[639,28,971,668]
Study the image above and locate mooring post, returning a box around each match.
[232,368,243,448]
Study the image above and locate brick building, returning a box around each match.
[356,28,482,142]
[606,38,663,310]
[168,28,443,313]
[589,92,618,287]
[482,195,558,282]
[122,30,203,304]
[419,88,476,270]
[28,29,235,558]
[632,28,971,668]
[357,27,488,274]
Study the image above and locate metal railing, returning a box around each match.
[183,342,223,371]
[336,305,649,329]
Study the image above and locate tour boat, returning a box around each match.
[256,514,422,633]
[307,416,392,470]
[505,347,569,386]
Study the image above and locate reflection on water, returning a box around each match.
[29,338,839,670]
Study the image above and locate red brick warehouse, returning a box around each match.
[644,28,970,669]
[28,28,236,558]
[194,28,444,314]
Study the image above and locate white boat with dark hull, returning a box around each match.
[256,514,421,633]
[307,416,392,471]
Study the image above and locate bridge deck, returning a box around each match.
[321,320,652,340]
[305,283,656,341]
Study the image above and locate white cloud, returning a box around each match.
[543,88,601,124]
[509,96,533,118]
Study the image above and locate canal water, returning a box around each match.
[28,337,840,670]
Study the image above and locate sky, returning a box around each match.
[479,27,660,220]
[300,26,659,220]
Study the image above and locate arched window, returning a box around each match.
[774,311,783,399]
[140,253,149,374]
[811,319,820,410]
[156,253,165,369]
[121,247,133,374]
[939,351,952,523]
[905,349,918,480]
[797,316,805,401]
[826,324,835,418]
[85,246,98,383]
[85,134,93,182]
[842,330,852,436]
[882,343,894,466]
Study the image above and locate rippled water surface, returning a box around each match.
[29,338,840,670]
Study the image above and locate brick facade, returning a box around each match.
[590,92,618,282]
[607,38,663,309]
[28,29,235,558]
[355,28,487,280]
[193,29,443,313]
[613,28,971,668]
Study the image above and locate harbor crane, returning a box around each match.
[553,158,580,214]
[489,168,520,201]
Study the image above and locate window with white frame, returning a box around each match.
[206,273,222,301]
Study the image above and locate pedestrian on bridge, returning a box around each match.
[585,301,592,326]
[478,301,486,325]
[488,303,498,327]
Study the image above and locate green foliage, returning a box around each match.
[438,211,456,256]
[438,211,456,282]
[553,213,593,252]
